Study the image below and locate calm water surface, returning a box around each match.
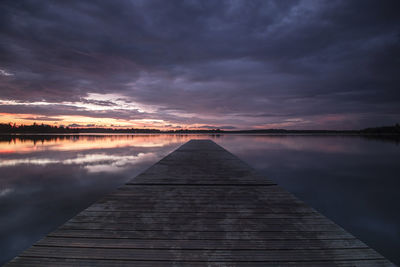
[0,134,399,265]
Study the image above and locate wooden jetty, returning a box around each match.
[7,140,393,266]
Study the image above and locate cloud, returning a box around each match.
[21,116,62,121]
[0,69,13,76]
[220,126,237,130]
[0,0,399,129]
[67,123,81,127]
[196,125,220,129]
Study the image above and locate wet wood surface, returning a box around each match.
[6,140,394,266]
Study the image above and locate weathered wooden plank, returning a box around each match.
[19,247,385,261]
[109,194,293,201]
[49,229,355,240]
[91,201,310,208]
[102,193,302,201]
[84,206,316,213]
[76,210,325,219]
[116,184,285,190]
[60,222,342,232]
[7,257,394,267]
[36,237,367,249]
[69,216,334,225]
[6,140,394,266]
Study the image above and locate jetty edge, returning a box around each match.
[6,139,394,266]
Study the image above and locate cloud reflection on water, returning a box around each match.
[0,152,158,173]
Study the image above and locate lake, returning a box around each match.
[0,134,399,265]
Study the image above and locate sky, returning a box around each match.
[0,0,399,130]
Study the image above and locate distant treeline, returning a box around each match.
[0,123,221,134]
[0,122,399,134]
[360,124,400,134]
[0,123,77,133]
[227,124,400,135]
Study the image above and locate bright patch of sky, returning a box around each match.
[0,92,155,113]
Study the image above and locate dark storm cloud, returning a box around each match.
[0,0,399,128]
